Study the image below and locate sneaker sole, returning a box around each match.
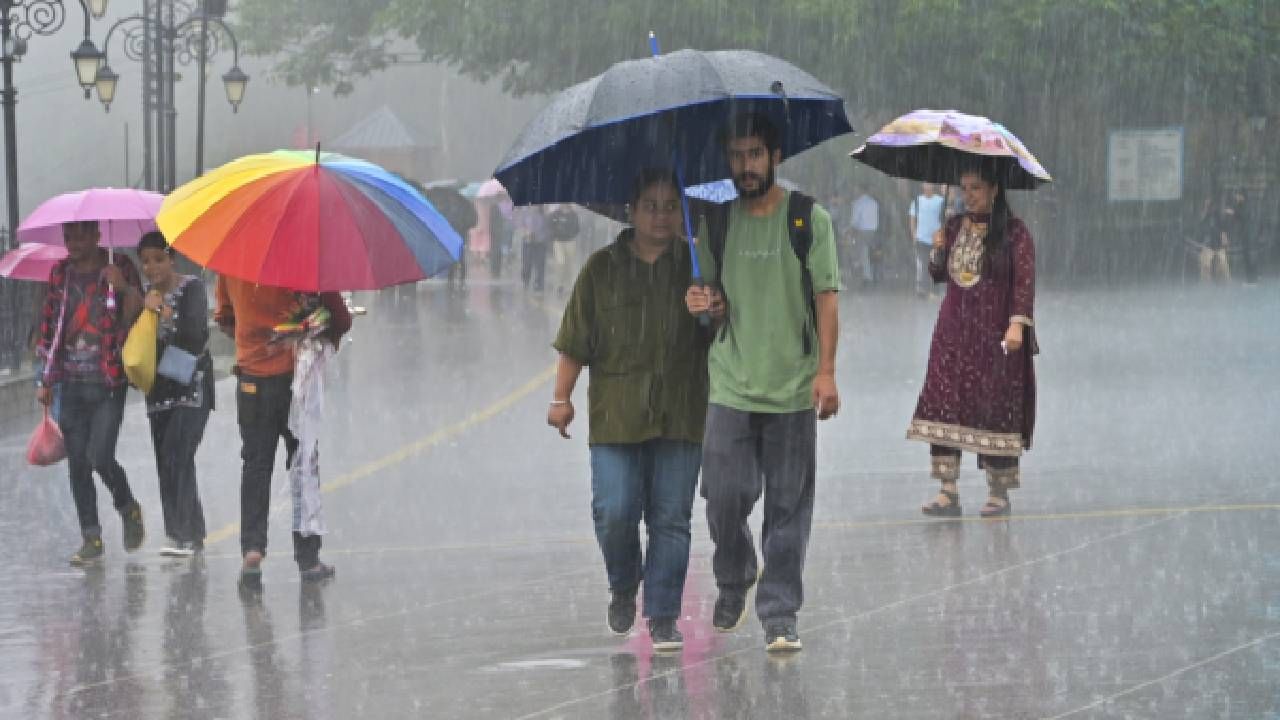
[652,640,683,652]
[160,548,195,557]
[69,556,103,567]
[766,638,803,653]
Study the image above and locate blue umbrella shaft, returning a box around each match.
[675,161,711,328]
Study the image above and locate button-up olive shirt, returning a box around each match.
[553,231,709,446]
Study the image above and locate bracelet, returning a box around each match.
[549,399,569,406]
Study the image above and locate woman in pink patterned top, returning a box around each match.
[909,162,1037,518]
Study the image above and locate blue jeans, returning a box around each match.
[589,439,701,620]
[60,382,135,536]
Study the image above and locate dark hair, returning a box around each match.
[960,160,1013,255]
[63,220,100,232]
[721,112,781,154]
[137,230,173,255]
[630,167,679,204]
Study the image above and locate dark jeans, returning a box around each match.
[521,239,547,290]
[61,382,135,537]
[589,439,701,619]
[149,402,211,544]
[236,372,320,570]
[701,404,816,625]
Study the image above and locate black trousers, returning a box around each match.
[521,239,547,289]
[61,382,135,537]
[148,401,211,544]
[236,372,321,569]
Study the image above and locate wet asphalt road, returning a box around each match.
[1,273,1277,719]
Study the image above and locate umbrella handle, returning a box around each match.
[104,245,117,310]
[674,161,711,328]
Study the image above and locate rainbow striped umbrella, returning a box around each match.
[851,109,1051,190]
[157,149,463,291]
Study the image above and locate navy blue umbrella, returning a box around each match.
[494,41,852,285]
[495,47,852,208]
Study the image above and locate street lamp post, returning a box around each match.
[91,0,245,191]
[0,0,100,248]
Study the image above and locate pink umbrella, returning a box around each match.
[0,243,67,281]
[17,188,165,247]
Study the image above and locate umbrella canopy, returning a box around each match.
[494,48,853,206]
[156,149,464,292]
[0,243,67,281]
[17,188,164,247]
[851,109,1051,189]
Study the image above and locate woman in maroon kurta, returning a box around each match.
[909,165,1037,518]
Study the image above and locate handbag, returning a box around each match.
[26,407,66,466]
[157,345,198,384]
[122,310,158,393]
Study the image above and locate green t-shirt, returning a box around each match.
[554,232,710,445]
[696,192,838,413]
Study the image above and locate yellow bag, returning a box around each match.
[122,310,157,393]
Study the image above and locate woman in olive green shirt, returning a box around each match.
[547,169,709,652]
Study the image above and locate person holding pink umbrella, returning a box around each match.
[24,187,161,565]
[34,220,145,566]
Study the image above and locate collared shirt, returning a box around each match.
[553,231,709,445]
[37,251,142,388]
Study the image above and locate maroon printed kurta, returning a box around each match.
[907,213,1037,457]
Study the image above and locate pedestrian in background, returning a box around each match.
[909,183,947,297]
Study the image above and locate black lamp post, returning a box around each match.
[91,0,246,191]
[0,0,100,249]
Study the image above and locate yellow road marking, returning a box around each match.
[813,502,1280,531]
[204,363,557,546]
[203,500,1280,553]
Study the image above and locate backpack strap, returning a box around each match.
[787,192,817,355]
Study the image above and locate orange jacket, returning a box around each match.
[214,276,352,378]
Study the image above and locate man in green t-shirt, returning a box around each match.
[685,113,841,654]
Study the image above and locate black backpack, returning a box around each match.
[547,206,580,241]
[705,191,818,354]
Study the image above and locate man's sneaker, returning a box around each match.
[160,540,196,558]
[607,591,637,635]
[69,536,104,566]
[300,562,336,583]
[649,618,683,652]
[121,502,145,552]
[764,619,802,653]
[713,568,759,632]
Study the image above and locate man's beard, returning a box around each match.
[733,165,775,199]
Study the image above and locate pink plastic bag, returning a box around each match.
[26,408,66,466]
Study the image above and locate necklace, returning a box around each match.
[948,219,987,288]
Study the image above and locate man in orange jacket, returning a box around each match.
[215,277,351,584]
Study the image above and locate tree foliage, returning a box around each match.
[235,0,1274,118]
